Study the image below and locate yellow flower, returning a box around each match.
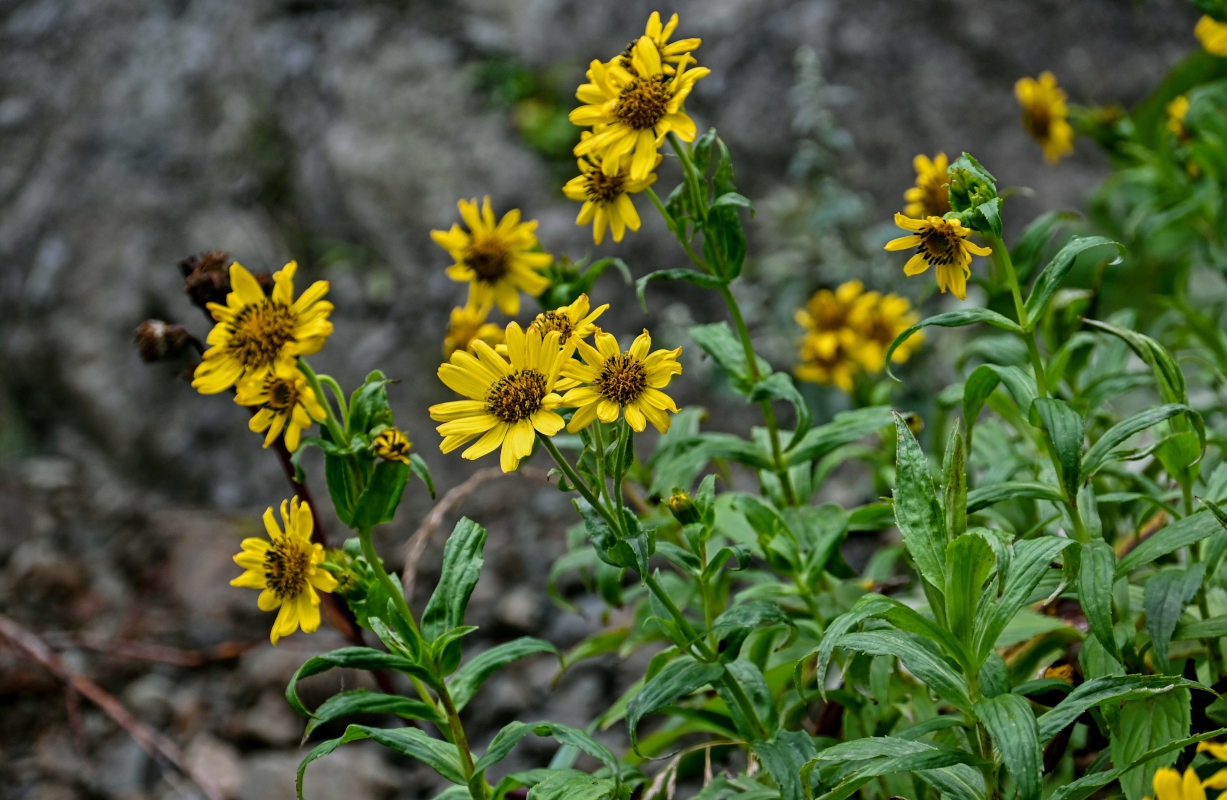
[1015,71,1075,164]
[570,37,709,181]
[1196,15,1227,56]
[430,323,573,473]
[1145,765,1227,800]
[619,12,701,74]
[794,281,865,362]
[904,153,952,219]
[562,329,682,433]
[372,428,411,464]
[847,288,922,373]
[1167,94,1191,139]
[563,138,659,244]
[884,213,992,301]
[230,497,337,646]
[192,261,333,394]
[795,335,859,393]
[528,293,609,348]
[234,361,327,452]
[431,197,552,316]
[444,303,504,358]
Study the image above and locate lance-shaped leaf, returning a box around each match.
[286,647,436,717]
[1078,539,1122,663]
[1082,404,1204,479]
[422,518,487,642]
[885,309,1023,379]
[304,690,444,736]
[1036,675,1201,743]
[1117,510,1220,576]
[838,631,973,713]
[1029,397,1083,501]
[892,413,947,591]
[785,406,893,465]
[626,655,724,751]
[297,725,466,798]
[474,720,621,778]
[976,693,1042,800]
[1144,565,1206,666]
[447,637,558,711]
[1022,236,1122,330]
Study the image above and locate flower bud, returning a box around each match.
[666,489,701,525]
[133,320,191,362]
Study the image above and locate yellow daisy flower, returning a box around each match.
[528,293,609,348]
[234,361,327,453]
[1015,71,1075,164]
[884,213,992,301]
[230,497,338,646]
[1167,94,1191,139]
[431,197,552,316]
[795,335,859,393]
[192,261,333,395]
[372,428,411,464]
[562,329,682,433]
[847,289,922,373]
[903,153,952,218]
[444,303,504,358]
[429,323,573,473]
[570,37,709,182]
[1145,765,1227,800]
[563,139,659,245]
[619,12,701,74]
[1196,15,1227,56]
[794,281,864,361]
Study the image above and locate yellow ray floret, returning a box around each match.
[1014,71,1075,164]
[904,153,952,219]
[444,302,504,358]
[372,428,412,464]
[1144,765,1227,800]
[1196,15,1227,56]
[884,213,991,301]
[570,37,709,182]
[192,261,333,394]
[234,361,327,452]
[429,323,573,473]
[432,197,552,316]
[630,12,701,72]
[230,497,337,645]
[562,329,682,433]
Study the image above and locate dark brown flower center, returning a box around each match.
[597,353,647,405]
[917,222,965,267]
[583,168,626,203]
[615,77,671,130]
[919,173,952,217]
[264,376,300,412]
[531,310,575,341]
[264,537,311,598]
[486,369,547,423]
[1023,104,1053,142]
[464,237,511,283]
[228,300,295,368]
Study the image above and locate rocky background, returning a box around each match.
[0,0,1202,798]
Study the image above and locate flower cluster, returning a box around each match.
[429,294,681,473]
[564,13,708,244]
[192,260,333,452]
[794,280,922,391]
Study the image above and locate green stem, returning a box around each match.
[642,573,768,740]
[612,422,631,516]
[989,237,1048,398]
[356,526,419,640]
[646,186,709,270]
[318,373,350,426]
[589,423,615,509]
[436,681,486,800]
[539,435,626,537]
[298,358,349,445]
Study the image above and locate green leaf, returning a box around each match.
[1028,398,1083,500]
[1078,540,1121,663]
[1144,565,1206,666]
[1081,404,1203,479]
[285,647,435,717]
[1083,319,1187,404]
[720,659,778,738]
[967,482,1065,513]
[474,720,621,777]
[1116,510,1220,576]
[347,371,395,435]
[297,725,465,798]
[636,269,728,311]
[807,737,986,800]
[1035,675,1201,743]
[324,450,359,527]
[421,518,487,642]
[690,322,772,393]
[1022,236,1122,330]
[977,537,1074,658]
[943,425,968,538]
[885,309,1023,379]
[448,637,558,711]
[709,600,792,660]
[749,372,812,449]
[837,631,973,713]
[752,731,817,800]
[409,453,436,499]
[350,459,410,530]
[892,413,947,591]
[304,690,444,736]
[975,693,1042,800]
[962,364,1038,451]
[1111,689,1190,800]
[626,656,724,751]
[527,774,617,800]
[785,406,893,466]
[945,534,995,650]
